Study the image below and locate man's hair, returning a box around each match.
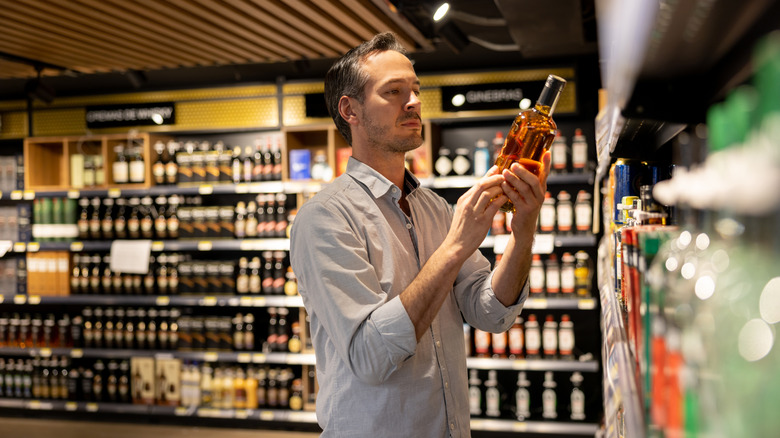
[324,32,409,146]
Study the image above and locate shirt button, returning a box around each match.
[435,340,441,347]
[406,223,412,229]
[444,382,449,388]
[450,422,455,430]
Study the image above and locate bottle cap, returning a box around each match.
[545,74,567,92]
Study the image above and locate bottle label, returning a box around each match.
[557,205,573,231]
[469,386,481,415]
[575,203,592,230]
[515,388,530,420]
[485,387,500,417]
[474,329,491,355]
[529,266,545,293]
[561,266,575,292]
[491,332,507,354]
[542,389,557,418]
[473,149,490,176]
[508,327,523,354]
[539,205,555,231]
[525,327,540,353]
[129,161,145,183]
[571,388,585,420]
[559,327,574,354]
[552,143,567,169]
[572,142,587,168]
[113,162,129,184]
[542,326,558,354]
[434,156,452,176]
[452,155,471,176]
[546,269,560,292]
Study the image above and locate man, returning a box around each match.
[290,32,550,437]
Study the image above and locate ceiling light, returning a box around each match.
[433,3,450,22]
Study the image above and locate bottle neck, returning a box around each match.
[535,86,562,117]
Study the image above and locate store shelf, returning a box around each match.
[10,181,324,200]
[524,297,597,310]
[13,238,291,253]
[470,418,599,435]
[0,294,304,308]
[483,234,597,253]
[594,0,779,181]
[0,347,315,365]
[467,357,599,373]
[422,172,593,189]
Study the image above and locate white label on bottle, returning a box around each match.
[557,204,573,231]
[434,156,452,176]
[529,266,545,292]
[508,327,523,353]
[113,162,129,184]
[469,386,481,415]
[542,325,557,353]
[539,205,555,231]
[542,388,557,418]
[525,326,540,353]
[485,387,500,417]
[561,266,575,292]
[129,161,145,183]
[552,143,567,169]
[474,329,491,355]
[491,332,507,353]
[473,149,490,176]
[452,155,471,176]
[559,326,575,354]
[572,141,588,168]
[515,388,530,420]
[575,203,592,230]
[546,268,560,292]
[571,388,585,420]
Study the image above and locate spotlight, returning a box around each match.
[433,3,450,22]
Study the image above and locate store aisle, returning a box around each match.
[0,417,320,438]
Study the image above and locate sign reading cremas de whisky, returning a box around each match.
[85,102,176,128]
[440,81,547,113]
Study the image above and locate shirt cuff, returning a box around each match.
[481,270,529,326]
[369,295,418,360]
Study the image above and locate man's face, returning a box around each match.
[355,50,423,153]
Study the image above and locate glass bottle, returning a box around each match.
[165,141,179,185]
[114,198,127,239]
[542,314,558,358]
[574,251,592,298]
[571,128,588,172]
[152,141,166,185]
[232,146,243,183]
[434,148,453,177]
[508,316,524,359]
[484,370,501,418]
[140,196,154,239]
[129,146,145,184]
[574,190,593,234]
[558,314,575,359]
[271,136,283,181]
[556,190,573,234]
[524,314,541,358]
[550,132,568,173]
[166,195,180,239]
[101,198,115,240]
[529,254,545,297]
[494,74,566,212]
[473,139,491,177]
[542,371,558,419]
[545,254,560,296]
[112,145,129,184]
[468,369,482,416]
[452,148,472,176]
[539,192,556,233]
[77,198,90,240]
[88,197,101,240]
[560,252,576,297]
[515,371,531,421]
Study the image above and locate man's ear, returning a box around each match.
[338,96,359,126]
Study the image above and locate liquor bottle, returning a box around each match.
[491,132,504,164]
[574,190,593,233]
[473,328,491,358]
[88,197,101,240]
[252,143,264,182]
[266,308,278,352]
[274,194,288,238]
[508,316,524,359]
[260,252,273,294]
[165,141,179,184]
[515,371,532,421]
[484,370,501,418]
[276,308,290,352]
[236,257,250,294]
[129,146,146,184]
[243,313,255,351]
[468,369,482,416]
[77,198,90,240]
[152,141,166,185]
[93,156,105,186]
[233,313,245,351]
[550,132,568,173]
[570,372,586,420]
[127,198,141,239]
[560,252,576,297]
[154,196,168,239]
[542,371,558,419]
[556,191,573,234]
[101,198,115,239]
[452,148,472,176]
[167,196,180,239]
[574,251,593,298]
[234,202,247,239]
[245,201,258,238]
[114,198,127,239]
[270,137,283,181]
[112,145,129,184]
[545,254,560,296]
[539,192,556,233]
[494,74,566,212]
[217,142,232,182]
[140,196,154,239]
[205,150,220,183]
[288,320,302,354]
[232,146,243,184]
[473,139,491,177]
[571,128,588,172]
[255,367,267,408]
[524,314,541,358]
[529,254,545,296]
[491,329,507,358]
[249,257,262,295]
[559,314,575,359]
[284,267,298,296]
[434,148,453,177]
[542,314,558,358]
[177,146,192,185]
[272,252,286,295]
[289,378,303,411]
[242,146,254,183]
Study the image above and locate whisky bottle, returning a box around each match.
[165,141,179,184]
[495,74,566,212]
[112,145,129,184]
[152,141,167,185]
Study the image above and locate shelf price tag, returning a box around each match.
[67,190,80,199]
[203,352,219,362]
[174,407,188,416]
[65,402,78,411]
[198,185,214,195]
[27,242,40,252]
[156,296,170,306]
[197,241,213,251]
[71,349,83,358]
[511,360,528,370]
[13,242,26,252]
[512,422,528,432]
[13,295,26,305]
[38,348,52,357]
[235,409,249,419]
[28,400,42,410]
[239,241,254,251]
[107,189,121,198]
[239,296,253,307]
[237,353,251,363]
[10,191,22,200]
[151,241,165,251]
[23,190,35,200]
[70,242,84,252]
[234,183,249,194]
[201,296,217,306]
[252,297,266,307]
[86,403,99,412]
[28,295,41,305]
[252,353,266,363]
[578,299,596,310]
[259,411,275,421]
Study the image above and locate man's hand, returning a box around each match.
[502,151,551,237]
[443,166,507,261]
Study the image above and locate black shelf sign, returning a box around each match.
[441,81,545,113]
[86,102,176,128]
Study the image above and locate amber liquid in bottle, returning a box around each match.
[495,74,566,212]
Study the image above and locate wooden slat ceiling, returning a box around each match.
[0,0,433,80]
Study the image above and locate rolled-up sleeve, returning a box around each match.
[290,199,417,385]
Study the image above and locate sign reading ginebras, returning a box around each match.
[85,102,176,128]
[441,81,545,113]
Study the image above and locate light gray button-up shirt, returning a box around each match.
[290,157,527,437]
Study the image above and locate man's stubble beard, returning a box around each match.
[362,111,423,154]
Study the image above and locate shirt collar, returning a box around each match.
[346,156,420,200]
